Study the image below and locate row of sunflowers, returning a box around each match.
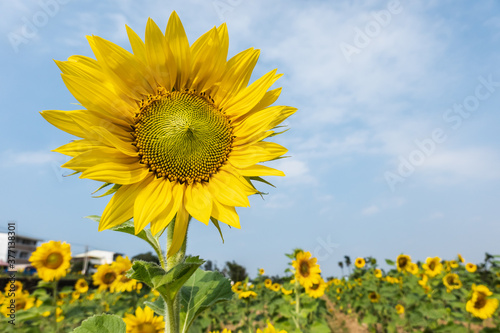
[1,240,499,332]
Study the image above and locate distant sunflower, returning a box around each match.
[395,304,405,314]
[259,268,265,275]
[29,241,71,282]
[407,262,419,275]
[457,253,465,263]
[466,285,499,320]
[111,256,137,292]
[466,263,477,273]
[368,291,380,303]
[1,290,35,317]
[93,263,119,292]
[123,306,164,333]
[238,290,257,299]
[396,254,411,272]
[422,257,443,278]
[256,322,287,333]
[374,269,383,278]
[354,257,365,269]
[443,273,462,291]
[305,278,327,298]
[264,279,272,289]
[75,278,89,293]
[41,12,295,256]
[292,251,322,288]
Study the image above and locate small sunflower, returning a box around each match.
[305,278,327,298]
[271,283,281,292]
[1,290,35,317]
[422,257,443,278]
[41,12,296,256]
[457,253,465,263]
[354,257,365,269]
[292,251,322,288]
[407,262,419,275]
[374,268,383,278]
[264,279,272,289]
[4,281,23,294]
[29,241,71,282]
[368,291,380,303]
[256,322,287,333]
[238,290,257,299]
[281,287,293,295]
[465,263,477,273]
[396,254,411,272]
[92,263,119,292]
[443,273,462,291]
[75,278,89,293]
[466,285,499,320]
[395,304,405,314]
[259,268,265,275]
[111,256,137,292]
[123,306,164,333]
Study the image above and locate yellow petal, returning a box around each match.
[54,139,101,157]
[126,25,148,64]
[189,28,226,92]
[165,11,191,90]
[99,181,145,231]
[184,182,212,225]
[145,18,176,91]
[235,164,285,177]
[211,199,241,229]
[214,48,259,105]
[167,205,189,257]
[133,178,172,233]
[80,161,149,185]
[208,170,251,207]
[150,182,184,235]
[222,70,282,116]
[40,110,88,138]
[89,126,137,156]
[62,146,135,172]
[61,74,135,121]
[91,36,156,100]
[230,142,288,168]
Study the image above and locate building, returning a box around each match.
[72,250,123,274]
[0,233,43,270]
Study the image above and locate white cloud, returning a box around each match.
[1,150,63,167]
[362,204,380,216]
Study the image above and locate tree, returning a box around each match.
[132,252,160,265]
[224,260,247,282]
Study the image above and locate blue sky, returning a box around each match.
[1,0,499,278]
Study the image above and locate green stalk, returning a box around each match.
[293,279,301,330]
[52,280,59,333]
[164,218,189,333]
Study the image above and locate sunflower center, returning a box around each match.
[134,323,158,333]
[398,258,408,268]
[299,261,310,277]
[474,293,487,309]
[44,252,64,269]
[103,272,117,285]
[135,90,233,183]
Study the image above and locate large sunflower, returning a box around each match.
[41,12,296,255]
[123,306,165,333]
[291,251,322,288]
[29,241,71,282]
[396,254,411,272]
[466,284,499,319]
[422,257,443,278]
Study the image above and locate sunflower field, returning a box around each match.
[1,244,499,333]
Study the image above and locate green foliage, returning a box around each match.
[72,314,126,333]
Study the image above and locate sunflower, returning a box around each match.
[407,262,419,275]
[256,322,287,333]
[466,263,477,273]
[92,263,119,292]
[29,241,71,282]
[271,283,281,292]
[4,281,23,294]
[123,306,164,333]
[41,12,295,256]
[457,253,465,263]
[305,278,327,298]
[422,257,443,278]
[368,291,380,303]
[238,290,257,299]
[1,290,35,317]
[291,251,322,288]
[395,304,405,314]
[111,256,137,292]
[281,287,293,295]
[264,279,273,289]
[374,268,383,278]
[354,257,365,269]
[442,273,462,291]
[396,254,411,272]
[75,278,89,293]
[259,268,265,275]
[466,285,499,320]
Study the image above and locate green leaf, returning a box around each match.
[72,314,125,333]
[127,256,205,300]
[386,259,395,266]
[210,217,224,243]
[179,269,233,333]
[144,298,165,317]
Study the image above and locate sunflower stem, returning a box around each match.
[52,280,59,333]
[294,279,301,330]
[164,218,189,333]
